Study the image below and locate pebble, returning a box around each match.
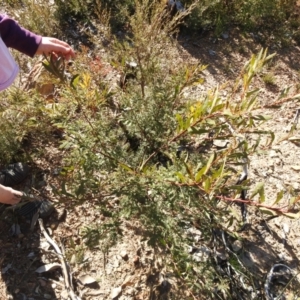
[193,246,211,262]
[282,223,289,234]
[27,252,35,258]
[111,286,122,299]
[120,251,129,261]
[133,256,140,265]
[221,32,229,39]
[209,49,216,56]
[232,240,243,252]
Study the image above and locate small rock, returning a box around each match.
[78,274,97,285]
[111,286,122,299]
[186,227,202,236]
[133,256,140,265]
[232,240,243,252]
[269,150,278,158]
[282,223,289,234]
[120,251,129,261]
[113,259,120,268]
[192,246,211,262]
[209,49,216,56]
[27,252,35,258]
[126,61,137,68]
[221,32,229,39]
[213,139,229,148]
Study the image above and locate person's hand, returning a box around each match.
[35,37,75,60]
[0,185,22,205]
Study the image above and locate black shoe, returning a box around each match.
[0,163,29,187]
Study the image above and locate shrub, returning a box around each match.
[36,1,295,296]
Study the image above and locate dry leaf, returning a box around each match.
[111,286,122,299]
[78,274,97,285]
[291,166,300,171]
[35,263,61,273]
[60,289,69,299]
[122,276,134,288]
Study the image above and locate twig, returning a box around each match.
[37,276,65,288]
[216,195,290,214]
[264,264,293,300]
[38,218,81,300]
[263,93,300,108]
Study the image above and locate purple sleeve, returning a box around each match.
[0,14,42,57]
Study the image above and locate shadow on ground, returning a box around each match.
[176,27,300,85]
[0,166,66,300]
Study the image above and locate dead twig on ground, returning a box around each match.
[38,218,81,300]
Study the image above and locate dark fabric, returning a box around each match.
[17,199,54,219]
[0,14,42,57]
[0,163,29,186]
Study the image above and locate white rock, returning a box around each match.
[111,286,122,299]
[232,240,243,252]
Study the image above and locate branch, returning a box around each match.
[262,93,300,108]
[38,218,81,300]
[216,195,290,214]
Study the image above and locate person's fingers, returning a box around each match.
[36,37,75,59]
[1,195,21,205]
[49,38,76,58]
[49,40,71,54]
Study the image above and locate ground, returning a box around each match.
[1,23,300,300]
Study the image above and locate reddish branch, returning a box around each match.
[217,195,291,214]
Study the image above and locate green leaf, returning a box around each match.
[176,114,184,131]
[273,190,284,205]
[250,182,265,203]
[212,158,226,180]
[204,152,216,175]
[203,177,211,192]
[252,115,272,121]
[259,208,277,216]
[119,163,134,172]
[282,212,300,219]
[71,74,80,89]
[176,172,186,183]
[189,127,209,134]
[183,162,193,179]
[195,166,205,182]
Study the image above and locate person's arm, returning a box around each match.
[0,14,42,57]
[0,15,75,59]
